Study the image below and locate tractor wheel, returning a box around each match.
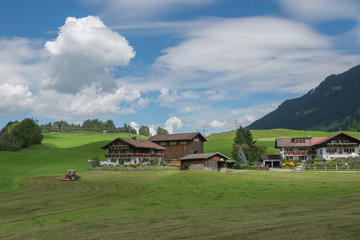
[76,176,81,181]
[71,176,75,181]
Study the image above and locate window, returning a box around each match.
[159,142,167,146]
[180,141,187,145]
[345,149,355,153]
[328,149,336,154]
[299,156,307,160]
[331,140,338,143]
[111,159,117,162]
[169,141,176,145]
[344,140,349,143]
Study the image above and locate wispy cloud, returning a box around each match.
[152,17,360,94]
[81,0,217,22]
[277,0,360,22]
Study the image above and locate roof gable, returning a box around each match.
[275,132,360,148]
[149,132,207,142]
[314,132,360,146]
[101,137,166,150]
[179,152,229,161]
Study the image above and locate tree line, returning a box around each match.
[349,119,360,132]
[0,118,43,151]
[39,119,169,136]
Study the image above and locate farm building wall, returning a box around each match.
[161,138,204,161]
[180,156,227,172]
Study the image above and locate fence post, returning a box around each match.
[314,165,316,170]
[325,165,327,170]
[336,164,338,170]
[348,165,350,170]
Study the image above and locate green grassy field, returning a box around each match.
[1,130,360,239]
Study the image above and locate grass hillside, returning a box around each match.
[1,130,360,239]
[0,132,146,191]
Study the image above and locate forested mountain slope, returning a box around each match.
[248,64,360,131]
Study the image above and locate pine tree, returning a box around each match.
[232,126,260,164]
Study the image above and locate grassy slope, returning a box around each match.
[1,130,360,239]
[0,132,144,191]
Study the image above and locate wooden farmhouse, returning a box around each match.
[276,132,360,162]
[101,137,166,165]
[179,152,229,172]
[148,132,207,163]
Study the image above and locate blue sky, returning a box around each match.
[1,0,360,135]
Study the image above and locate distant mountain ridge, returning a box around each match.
[247,64,360,131]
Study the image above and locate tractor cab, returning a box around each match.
[67,170,76,175]
[62,169,81,181]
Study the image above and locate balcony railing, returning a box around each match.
[105,153,164,157]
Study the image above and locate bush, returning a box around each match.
[91,157,101,167]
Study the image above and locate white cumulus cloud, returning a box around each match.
[164,116,183,134]
[209,120,227,129]
[32,86,144,119]
[0,83,34,116]
[44,16,135,93]
[130,121,140,134]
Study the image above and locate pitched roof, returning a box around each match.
[149,132,207,142]
[275,132,360,148]
[101,138,166,150]
[315,132,360,145]
[179,152,229,161]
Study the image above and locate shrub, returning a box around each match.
[91,157,101,167]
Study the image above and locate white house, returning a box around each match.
[275,132,360,161]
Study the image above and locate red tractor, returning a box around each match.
[62,170,81,181]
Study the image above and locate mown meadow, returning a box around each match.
[1,130,360,239]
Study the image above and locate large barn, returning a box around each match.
[148,132,207,163]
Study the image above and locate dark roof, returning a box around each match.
[179,152,229,161]
[275,132,360,148]
[316,132,360,145]
[101,138,166,150]
[261,155,281,160]
[149,132,207,142]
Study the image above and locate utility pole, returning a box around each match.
[235,120,239,130]
[129,124,131,139]
[202,125,207,137]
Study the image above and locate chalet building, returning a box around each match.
[148,132,207,163]
[179,152,229,172]
[275,132,360,161]
[101,137,166,165]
